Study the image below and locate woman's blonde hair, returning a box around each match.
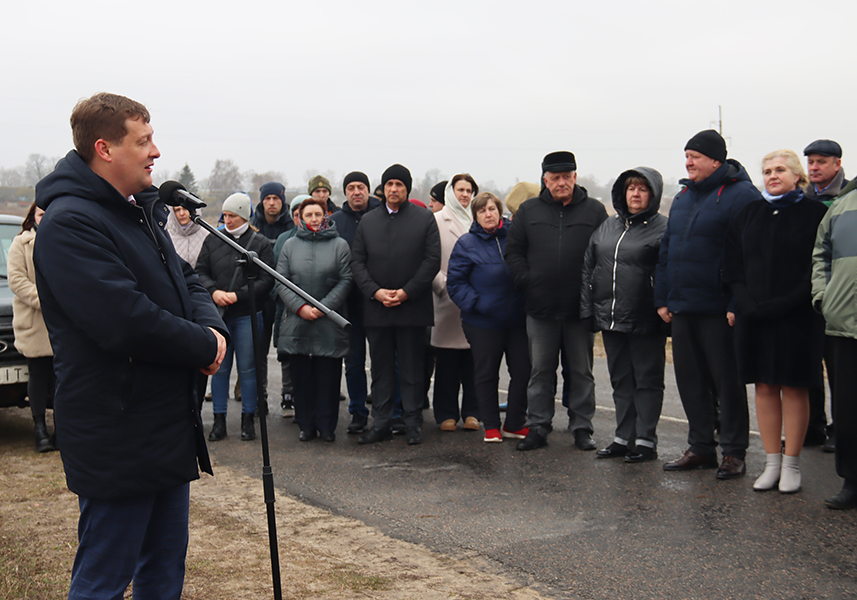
[762,149,809,189]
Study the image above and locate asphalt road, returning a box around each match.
[204,349,857,600]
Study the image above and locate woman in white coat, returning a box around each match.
[432,174,479,431]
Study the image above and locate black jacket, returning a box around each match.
[351,201,440,327]
[251,200,294,244]
[505,185,607,320]
[330,197,382,316]
[195,228,276,319]
[580,167,668,335]
[34,150,226,500]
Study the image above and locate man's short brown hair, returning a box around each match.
[70,93,150,164]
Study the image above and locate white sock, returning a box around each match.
[779,454,801,494]
[753,453,782,491]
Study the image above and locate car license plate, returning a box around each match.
[0,365,28,384]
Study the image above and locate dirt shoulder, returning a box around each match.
[1,407,548,599]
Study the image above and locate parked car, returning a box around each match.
[0,214,29,408]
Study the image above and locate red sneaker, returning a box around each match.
[483,428,502,443]
[502,425,529,439]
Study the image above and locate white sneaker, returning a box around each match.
[281,394,294,418]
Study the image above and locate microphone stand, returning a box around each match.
[191,213,351,600]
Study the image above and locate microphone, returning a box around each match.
[158,181,208,210]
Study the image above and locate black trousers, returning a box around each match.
[831,336,857,483]
[808,335,836,436]
[289,354,342,434]
[27,356,55,418]
[462,323,529,432]
[432,348,478,424]
[366,326,426,431]
[671,314,749,459]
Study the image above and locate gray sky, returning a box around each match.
[3,0,856,193]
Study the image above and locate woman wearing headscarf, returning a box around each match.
[8,201,56,452]
[196,193,275,442]
[581,168,668,463]
[276,197,351,442]
[431,174,479,432]
[447,192,530,442]
[724,150,827,493]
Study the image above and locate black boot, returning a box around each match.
[209,413,226,441]
[33,416,55,453]
[241,413,256,441]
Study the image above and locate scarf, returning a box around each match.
[443,176,474,233]
[225,221,250,238]
[762,188,804,208]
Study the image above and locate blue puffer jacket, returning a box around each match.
[654,159,761,314]
[447,219,526,330]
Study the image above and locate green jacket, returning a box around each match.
[812,189,857,338]
[276,223,351,358]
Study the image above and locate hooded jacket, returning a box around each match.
[33,150,226,500]
[504,184,607,320]
[654,159,762,315]
[812,189,857,339]
[580,168,668,335]
[276,221,352,358]
[447,218,526,330]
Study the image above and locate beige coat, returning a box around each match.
[9,229,52,357]
[431,205,470,349]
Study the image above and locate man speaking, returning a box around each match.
[34,92,227,599]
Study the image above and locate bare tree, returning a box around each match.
[246,171,286,201]
[0,167,25,188]
[204,159,244,201]
[24,154,57,186]
[411,168,445,202]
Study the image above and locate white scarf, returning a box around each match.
[444,176,474,233]
[226,221,249,238]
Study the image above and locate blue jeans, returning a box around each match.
[69,483,190,600]
[212,312,263,415]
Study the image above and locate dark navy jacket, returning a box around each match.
[34,150,226,500]
[251,200,294,243]
[330,197,381,317]
[447,219,526,330]
[654,159,761,315]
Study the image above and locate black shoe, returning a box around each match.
[366,393,372,405]
[208,413,227,441]
[574,430,596,451]
[358,428,393,445]
[823,433,836,453]
[517,429,547,451]
[715,455,746,479]
[596,442,628,458]
[625,446,657,463]
[241,413,256,441]
[825,482,857,510]
[391,417,406,435]
[33,417,55,453]
[299,429,317,442]
[406,427,422,445]
[347,414,368,434]
[320,430,336,442]
[339,393,346,403]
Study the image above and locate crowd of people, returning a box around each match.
[15,91,857,598]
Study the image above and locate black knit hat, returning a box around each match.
[542,151,577,173]
[803,139,842,158]
[430,181,447,204]
[685,130,727,163]
[259,182,285,204]
[342,171,370,193]
[381,164,412,194]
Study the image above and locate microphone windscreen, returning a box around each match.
[158,180,187,206]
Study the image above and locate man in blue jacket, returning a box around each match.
[34,92,227,599]
[655,129,760,479]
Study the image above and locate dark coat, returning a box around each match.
[276,222,352,358]
[195,227,276,319]
[330,197,382,317]
[33,150,226,500]
[581,167,668,335]
[505,185,607,320]
[654,159,762,315]
[351,200,440,328]
[251,200,294,243]
[447,218,526,330]
[723,194,827,386]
